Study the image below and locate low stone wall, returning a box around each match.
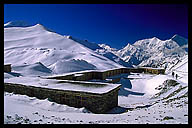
[4,64,11,72]
[4,67,164,113]
[47,67,165,81]
[50,74,74,80]
[4,83,121,114]
[139,67,165,74]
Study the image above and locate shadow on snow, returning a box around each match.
[7,72,23,77]
[118,77,145,97]
[106,104,153,114]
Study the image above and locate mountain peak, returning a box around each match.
[35,23,43,27]
[151,37,159,41]
[33,23,46,29]
[64,35,73,39]
[4,21,31,28]
[4,21,52,32]
[124,43,135,49]
[33,23,57,33]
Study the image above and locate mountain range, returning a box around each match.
[99,34,188,71]
[4,21,188,75]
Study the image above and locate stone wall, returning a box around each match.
[4,67,165,113]
[4,64,11,72]
[47,67,165,81]
[139,67,165,74]
[4,83,121,114]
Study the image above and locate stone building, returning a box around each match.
[4,64,11,72]
[47,67,165,81]
[4,80,121,114]
[4,67,165,113]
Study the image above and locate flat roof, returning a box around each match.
[4,76,121,94]
[43,67,135,79]
[43,70,99,78]
[4,64,11,66]
[138,67,165,70]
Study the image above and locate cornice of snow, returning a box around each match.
[4,21,32,28]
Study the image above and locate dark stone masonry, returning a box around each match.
[4,82,121,114]
[4,64,11,72]
[47,67,165,81]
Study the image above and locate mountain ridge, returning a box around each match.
[98,34,188,68]
[4,22,188,73]
[4,22,124,75]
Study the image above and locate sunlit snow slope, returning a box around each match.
[4,23,123,75]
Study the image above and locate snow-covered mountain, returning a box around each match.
[4,21,125,75]
[4,51,188,124]
[99,35,188,68]
[96,44,132,67]
[4,21,188,124]
[171,34,188,47]
[4,21,188,75]
[98,44,118,52]
[65,36,131,67]
[4,21,32,28]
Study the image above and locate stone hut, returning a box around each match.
[4,67,165,113]
[4,79,121,114]
[4,64,11,72]
[47,67,165,81]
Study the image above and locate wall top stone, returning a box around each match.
[4,76,121,95]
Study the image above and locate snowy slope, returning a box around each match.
[11,62,53,77]
[171,55,188,73]
[4,21,188,124]
[4,55,188,124]
[95,48,132,67]
[4,69,188,124]
[167,54,188,84]
[4,21,31,28]
[98,43,118,53]
[4,57,188,123]
[4,22,124,75]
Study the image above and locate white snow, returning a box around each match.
[99,35,188,68]
[4,70,188,124]
[4,23,123,75]
[4,76,121,94]
[4,22,188,124]
[4,21,31,28]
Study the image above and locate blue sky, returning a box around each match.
[4,4,188,49]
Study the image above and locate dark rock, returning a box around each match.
[163,116,174,120]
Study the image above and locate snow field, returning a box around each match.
[4,22,188,124]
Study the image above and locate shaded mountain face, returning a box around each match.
[171,34,188,47]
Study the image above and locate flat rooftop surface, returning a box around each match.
[4,76,121,94]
